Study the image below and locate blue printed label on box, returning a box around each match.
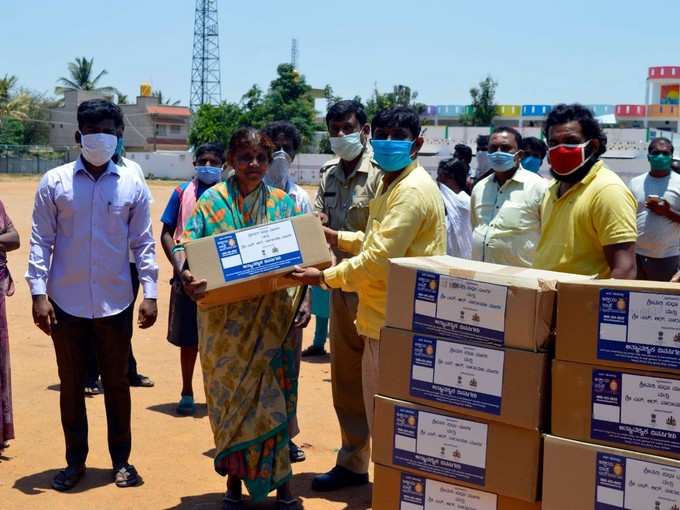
[594,452,680,509]
[214,220,302,282]
[399,472,497,510]
[409,335,504,415]
[392,405,488,486]
[591,369,680,455]
[598,288,680,370]
[411,271,508,348]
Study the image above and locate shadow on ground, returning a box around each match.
[162,472,371,510]
[147,402,209,419]
[13,467,114,495]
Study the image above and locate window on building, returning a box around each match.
[170,125,182,135]
[156,124,167,137]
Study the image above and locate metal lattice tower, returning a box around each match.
[291,38,299,70]
[190,0,222,110]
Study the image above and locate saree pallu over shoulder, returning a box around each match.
[189,176,303,502]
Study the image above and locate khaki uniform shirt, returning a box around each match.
[314,149,382,259]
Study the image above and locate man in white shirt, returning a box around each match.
[437,158,472,258]
[629,137,680,281]
[470,127,548,267]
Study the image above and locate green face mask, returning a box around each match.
[649,153,673,171]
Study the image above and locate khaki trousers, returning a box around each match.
[330,290,380,474]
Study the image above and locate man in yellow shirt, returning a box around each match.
[533,103,637,278]
[292,105,446,459]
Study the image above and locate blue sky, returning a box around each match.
[3,0,680,107]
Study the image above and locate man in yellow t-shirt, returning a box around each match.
[291,106,446,479]
[533,103,637,278]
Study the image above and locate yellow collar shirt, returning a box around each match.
[533,160,637,277]
[470,167,548,267]
[323,162,447,340]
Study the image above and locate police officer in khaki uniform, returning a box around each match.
[311,100,382,492]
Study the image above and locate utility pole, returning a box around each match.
[190,0,222,110]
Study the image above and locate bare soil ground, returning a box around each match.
[0,177,372,510]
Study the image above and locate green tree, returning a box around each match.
[0,118,24,145]
[117,93,129,105]
[460,76,498,126]
[261,64,317,145]
[0,75,29,121]
[21,92,56,146]
[55,57,120,96]
[152,90,181,106]
[188,102,243,149]
[365,84,427,119]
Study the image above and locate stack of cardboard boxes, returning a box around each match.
[373,256,588,509]
[544,279,680,509]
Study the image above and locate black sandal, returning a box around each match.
[277,498,303,510]
[113,464,142,488]
[289,441,306,463]
[222,493,244,509]
[52,465,86,492]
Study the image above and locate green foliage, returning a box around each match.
[188,63,318,149]
[188,102,243,149]
[55,57,120,96]
[365,84,426,119]
[460,76,498,126]
[0,118,24,145]
[152,90,181,106]
[318,134,333,154]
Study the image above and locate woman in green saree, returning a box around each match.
[172,128,304,510]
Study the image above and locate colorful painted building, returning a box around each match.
[423,66,680,132]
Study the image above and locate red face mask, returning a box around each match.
[547,140,593,175]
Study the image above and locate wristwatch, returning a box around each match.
[319,271,330,291]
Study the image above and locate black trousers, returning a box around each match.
[52,302,134,469]
[86,264,140,384]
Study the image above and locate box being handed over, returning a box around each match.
[184,214,332,307]
[543,435,680,510]
[385,256,591,351]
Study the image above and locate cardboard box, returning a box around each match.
[373,464,542,510]
[385,256,591,352]
[556,279,680,373]
[184,214,331,307]
[543,434,680,510]
[372,395,543,502]
[379,327,550,431]
[552,359,680,460]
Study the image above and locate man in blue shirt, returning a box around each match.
[26,99,158,491]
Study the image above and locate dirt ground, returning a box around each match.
[0,177,372,510]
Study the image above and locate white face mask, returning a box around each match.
[80,132,117,166]
[330,131,364,161]
[265,150,292,190]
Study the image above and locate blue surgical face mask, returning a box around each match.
[370,139,415,172]
[115,137,124,159]
[195,165,222,185]
[522,155,542,173]
[488,150,518,173]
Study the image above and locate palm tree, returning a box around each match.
[152,90,181,106]
[55,57,120,96]
[0,74,29,121]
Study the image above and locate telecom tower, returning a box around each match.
[190,0,222,110]
[291,38,299,70]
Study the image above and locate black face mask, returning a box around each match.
[550,146,598,184]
